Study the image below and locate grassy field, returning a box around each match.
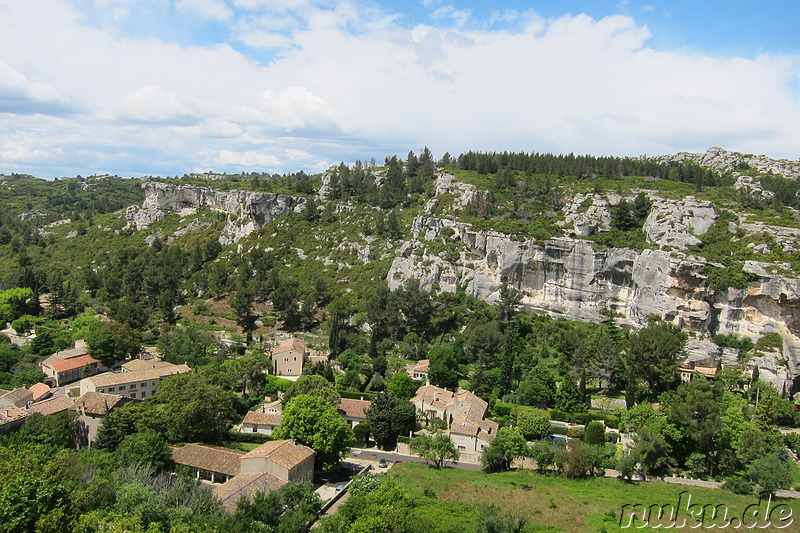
[388,462,800,532]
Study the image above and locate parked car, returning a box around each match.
[378,458,388,468]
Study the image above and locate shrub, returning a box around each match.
[723,476,754,496]
[583,421,605,446]
[567,427,584,439]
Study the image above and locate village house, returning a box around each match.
[39,339,105,387]
[28,382,51,402]
[411,385,498,453]
[172,439,315,512]
[73,391,134,443]
[0,387,33,408]
[679,361,718,383]
[0,405,29,433]
[337,398,370,428]
[271,337,309,377]
[28,395,75,416]
[409,359,430,381]
[79,362,191,399]
[239,400,283,435]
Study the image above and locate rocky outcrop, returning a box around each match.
[643,197,717,250]
[388,215,800,392]
[651,147,800,180]
[125,181,304,244]
[434,172,478,209]
[559,193,612,236]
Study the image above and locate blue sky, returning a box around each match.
[0,0,798,178]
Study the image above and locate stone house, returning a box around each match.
[39,340,104,387]
[79,362,191,399]
[411,385,498,453]
[0,405,28,433]
[172,439,315,512]
[271,337,309,377]
[337,398,370,428]
[240,400,283,435]
[0,388,33,408]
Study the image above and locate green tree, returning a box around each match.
[86,321,141,367]
[138,373,237,444]
[528,440,556,474]
[555,378,586,413]
[274,395,355,470]
[516,363,555,407]
[427,343,459,390]
[281,374,339,407]
[409,432,460,468]
[157,324,217,367]
[115,429,173,471]
[365,393,416,450]
[480,427,528,472]
[386,372,419,401]
[583,420,605,446]
[746,449,793,494]
[515,407,551,440]
[668,379,724,477]
[625,321,687,400]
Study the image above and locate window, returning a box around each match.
[118,385,126,390]
[108,387,115,392]
[253,427,257,433]
[140,392,146,398]
[130,392,136,399]
[130,383,137,389]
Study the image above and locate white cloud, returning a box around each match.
[216,149,281,167]
[261,86,336,131]
[285,148,312,160]
[0,0,797,178]
[175,0,233,21]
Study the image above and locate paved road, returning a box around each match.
[348,448,482,471]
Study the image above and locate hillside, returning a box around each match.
[5,146,797,394]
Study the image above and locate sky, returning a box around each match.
[1,0,799,178]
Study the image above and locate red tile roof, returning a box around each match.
[338,398,370,420]
[29,395,74,416]
[274,337,306,355]
[28,383,51,401]
[51,354,99,373]
[0,405,29,425]
[171,444,244,477]
[241,439,314,469]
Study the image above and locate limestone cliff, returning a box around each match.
[125,181,305,244]
[387,214,800,392]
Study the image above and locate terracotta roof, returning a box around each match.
[41,340,88,367]
[0,405,29,425]
[74,392,127,415]
[338,398,370,419]
[28,383,51,401]
[274,337,306,355]
[412,385,454,412]
[29,395,75,416]
[412,359,430,373]
[242,410,282,427]
[171,444,244,477]
[241,439,314,469]
[213,472,287,513]
[51,354,99,373]
[88,363,190,388]
[121,359,174,372]
[2,388,32,404]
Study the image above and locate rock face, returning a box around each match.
[388,215,800,393]
[125,181,304,244]
[651,146,800,180]
[643,196,717,250]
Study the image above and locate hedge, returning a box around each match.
[227,430,274,444]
